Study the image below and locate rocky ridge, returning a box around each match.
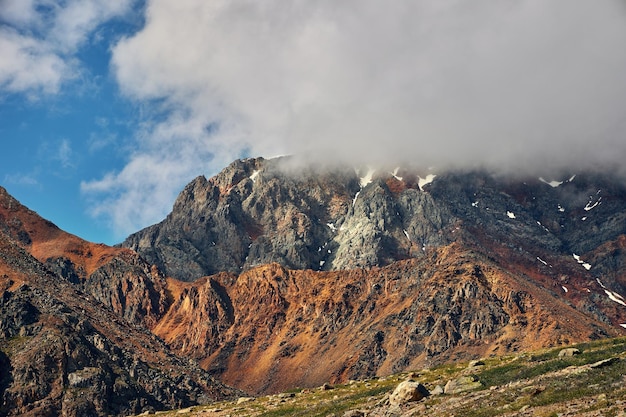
[0,187,241,416]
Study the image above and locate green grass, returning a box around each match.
[147,336,626,417]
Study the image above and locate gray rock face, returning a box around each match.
[122,158,626,295]
[121,158,451,280]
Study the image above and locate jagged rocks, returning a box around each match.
[121,158,452,280]
[0,233,241,417]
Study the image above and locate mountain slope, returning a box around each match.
[121,157,626,393]
[151,247,619,394]
[0,187,241,416]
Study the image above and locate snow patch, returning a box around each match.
[319,260,325,267]
[249,170,260,182]
[403,229,410,241]
[558,204,565,212]
[391,167,403,181]
[596,279,626,307]
[562,286,568,293]
[418,174,436,191]
[539,177,563,188]
[352,191,360,207]
[327,223,337,232]
[568,174,576,182]
[620,324,626,329]
[605,290,626,307]
[359,168,376,188]
[584,196,602,211]
[506,211,516,219]
[573,253,592,270]
[472,201,479,207]
[537,257,548,266]
[581,216,587,221]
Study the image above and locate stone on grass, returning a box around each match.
[444,376,482,394]
[558,348,581,358]
[389,380,430,405]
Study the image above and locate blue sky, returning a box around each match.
[1,1,626,245]
[1,1,144,244]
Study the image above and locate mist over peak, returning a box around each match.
[85,0,626,236]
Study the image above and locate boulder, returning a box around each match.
[389,380,430,405]
[444,376,482,394]
[558,348,581,357]
[430,385,444,395]
[590,357,619,369]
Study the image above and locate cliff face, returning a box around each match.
[122,158,454,280]
[120,158,626,393]
[122,158,626,289]
[0,188,241,416]
[152,249,619,394]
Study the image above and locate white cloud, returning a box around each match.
[81,110,242,238]
[0,27,69,95]
[111,0,626,168]
[84,0,626,237]
[0,0,137,97]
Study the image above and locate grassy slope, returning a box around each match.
[139,336,626,417]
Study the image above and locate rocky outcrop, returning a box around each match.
[122,159,626,286]
[0,191,241,416]
[0,186,170,328]
[121,158,453,280]
[152,246,618,394]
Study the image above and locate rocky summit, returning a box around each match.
[1,156,626,415]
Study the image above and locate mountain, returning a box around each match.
[121,157,626,393]
[2,155,626,413]
[0,187,241,416]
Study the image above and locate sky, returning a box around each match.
[1,0,626,245]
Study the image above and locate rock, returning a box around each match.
[590,357,620,369]
[468,360,485,368]
[389,380,430,405]
[558,348,581,357]
[430,385,444,395]
[444,376,482,394]
[236,397,256,404]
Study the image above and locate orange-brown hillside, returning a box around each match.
[153,242,620,394]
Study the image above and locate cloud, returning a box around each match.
[55,139,74,169]
[0,0,137,97]
[86,0,626,237]
[3,172,40,187]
